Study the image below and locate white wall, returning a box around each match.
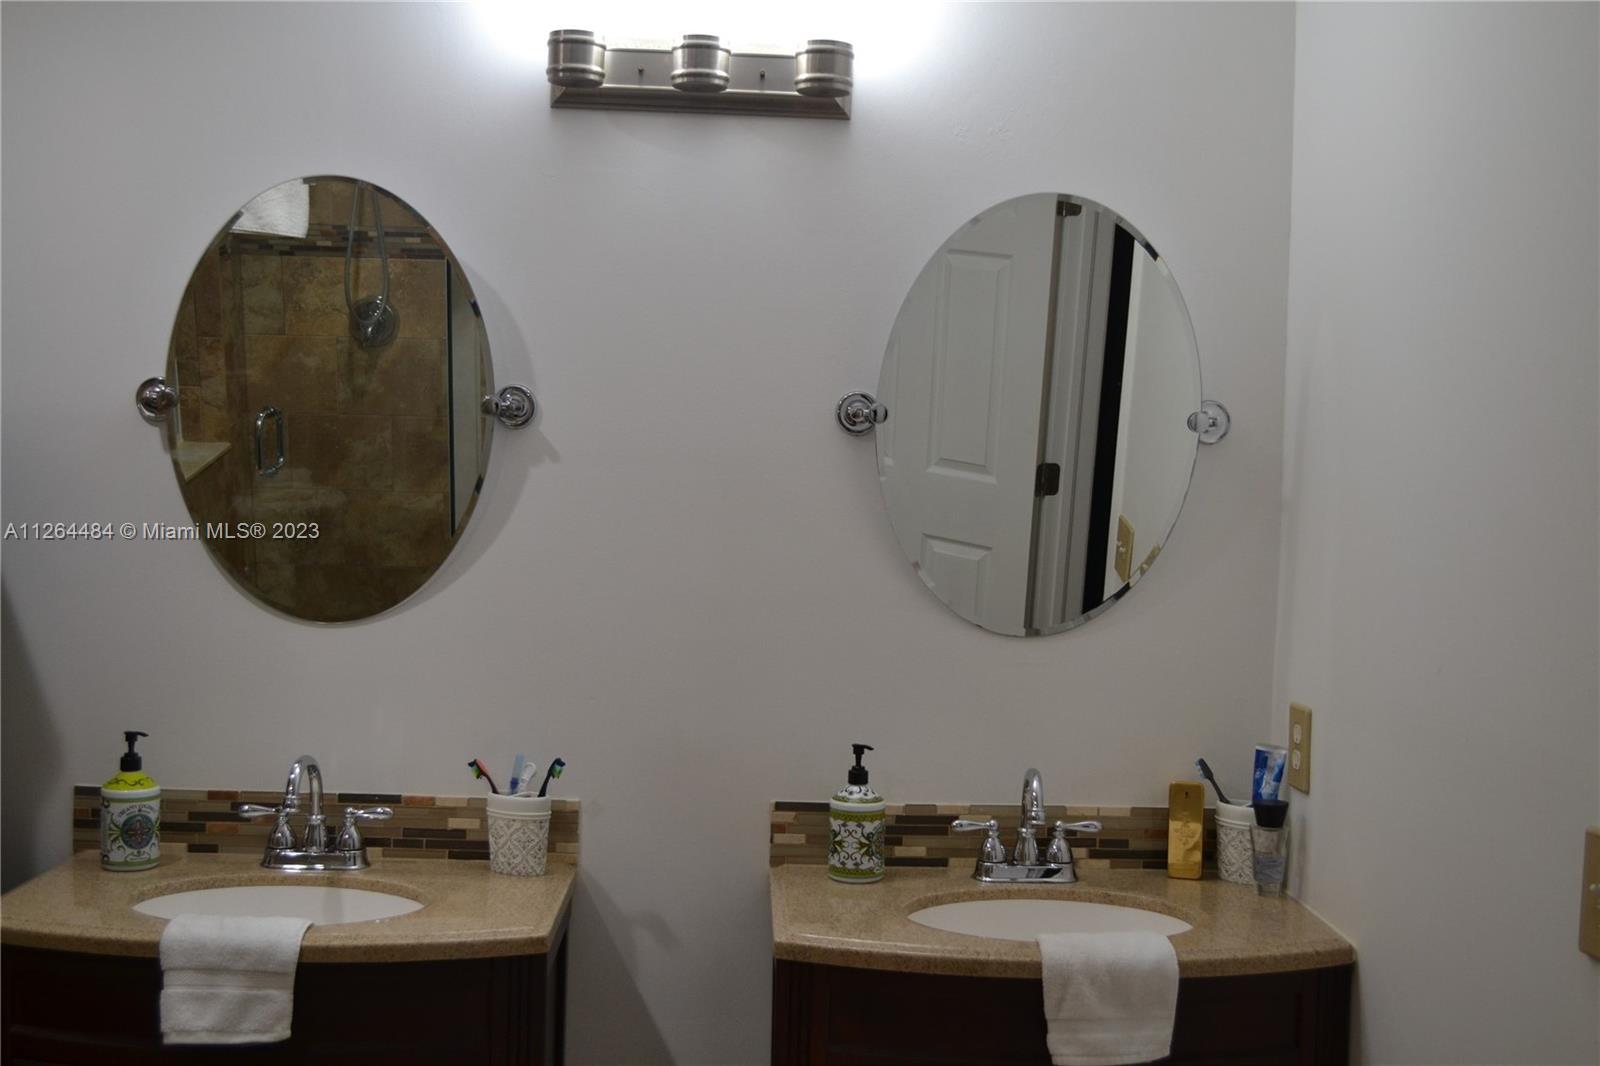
[1276,4,1600,1063]
[1,3,1295,1062]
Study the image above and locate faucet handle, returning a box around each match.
[1045,820,1104,865]
[238,804,295,850]
[335,806,393,852]
[953,819,1007,864]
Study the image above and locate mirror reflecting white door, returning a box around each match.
[876,194,1202,636]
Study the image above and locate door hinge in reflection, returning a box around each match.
[1035,463,1061,497]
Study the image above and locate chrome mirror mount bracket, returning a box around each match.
[484,384,537,428]
[1187,399,1231,444]
[135,377,178,423]
[836,392,887,436]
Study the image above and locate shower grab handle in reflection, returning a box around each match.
[254,405,286,478]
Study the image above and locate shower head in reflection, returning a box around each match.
[345,180,399,349]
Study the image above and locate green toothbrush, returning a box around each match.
[536,758,565,798]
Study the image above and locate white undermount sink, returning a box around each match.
[134,885,423,925]
[908,899,1192,942]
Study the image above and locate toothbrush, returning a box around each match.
[536,758,565,798]
[1195,758,1232,806]
[507,753,526,796]
[515,761,540,796]
[467,759,500,795]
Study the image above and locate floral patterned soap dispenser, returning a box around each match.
[101,730,160,871]
[828,743,885,884]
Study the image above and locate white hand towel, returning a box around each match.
[1038,931,1180,1066]
[159,913,312,1045]
[232,178,310,238]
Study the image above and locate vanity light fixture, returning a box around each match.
[546,29,853,119]
[547,29,606,88]
[670,35,732,93]
[794,39,854,97]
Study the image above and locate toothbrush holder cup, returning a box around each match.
[1214,800,1256,885]
[486,794,551,877]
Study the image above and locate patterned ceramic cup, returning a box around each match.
[486,795,551,877]
[1215,800,1255,885]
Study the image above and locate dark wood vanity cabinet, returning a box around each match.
[1,913,567,1066]
[772,959,1352,1066]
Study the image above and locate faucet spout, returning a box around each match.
[284,754,323,815]
[1021,768,1044,824]
[283,754,326,852]
[1016,768,1045,864]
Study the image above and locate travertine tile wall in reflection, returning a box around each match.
[239,185,450,620]
[170,235,255,578]
[175,179,454,620]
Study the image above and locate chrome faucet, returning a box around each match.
[953,767,1102,883]
[239,754,392,871]
[1015,768,1046,865]
[284,754,327,852]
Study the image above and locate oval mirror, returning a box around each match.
[876,193,1202,636]
[164,176,495,622]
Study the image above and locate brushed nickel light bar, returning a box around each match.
[547,30,852,119]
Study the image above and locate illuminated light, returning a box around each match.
[470,0,946,78]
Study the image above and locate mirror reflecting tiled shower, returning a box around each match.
[165,177,491,621]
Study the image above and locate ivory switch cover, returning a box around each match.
[1581,827,1600,959]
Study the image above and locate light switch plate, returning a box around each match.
[1288,703,1312,793]
[1581,827,1600,959]
[1115,515,1134,583]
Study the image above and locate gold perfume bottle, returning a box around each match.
[1167,781,1204,880]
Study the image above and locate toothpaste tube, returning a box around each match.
[1252,744,1288,803]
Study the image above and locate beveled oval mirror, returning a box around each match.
[164,176,495,622]
[876,193,1203,636]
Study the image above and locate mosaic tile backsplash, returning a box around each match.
[771,801,1215,874]
[73,787,579,864]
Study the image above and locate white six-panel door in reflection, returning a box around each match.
[877,195,1057,636]
[874,194,1201,637]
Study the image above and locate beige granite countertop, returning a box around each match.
[1,848,574,963]
[771,864,1353,979]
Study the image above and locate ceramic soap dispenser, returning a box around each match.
[101,730,160,871]
[828,743,885,884]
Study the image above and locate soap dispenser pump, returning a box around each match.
[101,730,160,872]
[828,743,885,884]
